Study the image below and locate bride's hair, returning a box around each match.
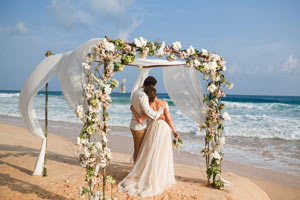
[144,87,156,103]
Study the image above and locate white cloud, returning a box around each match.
[47,0,93,30]
[0,22,28,35]
[16,22,28,33]
[282,55,299,73]
[116,18,140,41]
[227,62,239,74]
[85,0,134,19]
[47,0,140,38]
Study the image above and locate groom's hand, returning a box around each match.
[130,105,134,112]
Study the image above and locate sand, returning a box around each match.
[0,122,299,200]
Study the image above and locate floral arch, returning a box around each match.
[76,37,233,199]
[19,36,233,200]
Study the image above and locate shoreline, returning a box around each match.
[1,115,299,178]
[0,122,300,199]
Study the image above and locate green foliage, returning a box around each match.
[211,180,224,189]
[113,62,124,72]
[90,98,98,107]
[86,166,95,180]
[121,54,135,65]
[110,79,119,89]
[147,42,156,56]
[220,76,226,83]
[81,187,89,195]
[106,175,116,184]
[113,38,125,50]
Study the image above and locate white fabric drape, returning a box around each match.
[56,38,102,117]
[18,54,63,175]
[130,68,151,98]
[130,58,184,98]
[163,65,206,124]
[19,38,102,175]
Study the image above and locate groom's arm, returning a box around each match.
[139,94,161,120]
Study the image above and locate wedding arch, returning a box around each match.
[19,36,233,199]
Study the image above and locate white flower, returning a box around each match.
[194,59,201,67]
[186,45,195,56]
[222,65,227,71]
[220,136,226,147]
[212,151,221,160]
[222,112,231,121]
[201,49,209,56]
[104,85,112,94]
[134,37,147,48]
[172,41,182,51]
[218,59,226,67]
[93,191,103,200]
[203,63,209,71]
[201,106,208,114]
[78,187,83,195]
[95,142,102,150]
[210,54,221,62]
[82,62,91,70]
[156,48,164,57]
[102,135,108,143]
[88,105,99,113]
[215,76,221,82]
[76,105,85,119]
[208,61,217,72]
[101,38,115,52]
[207,83,217,93]
[76,137,81,145]
[167,53,177,61]
[156,41,165,57]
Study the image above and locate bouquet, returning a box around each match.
[173,132,184,149]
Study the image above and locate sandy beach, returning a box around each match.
[0,122,299,200]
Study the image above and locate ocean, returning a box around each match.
[0,90,299,176]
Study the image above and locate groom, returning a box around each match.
[130,76,164,163]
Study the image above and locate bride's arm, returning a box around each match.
[130,105,147,124]
[163,102,178,138]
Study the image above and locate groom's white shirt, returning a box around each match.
[130,88,160,130]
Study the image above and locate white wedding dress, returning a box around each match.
[118,104,176,197]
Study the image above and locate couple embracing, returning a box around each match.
[118,76,179,197]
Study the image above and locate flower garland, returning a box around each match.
[75,36,233,199]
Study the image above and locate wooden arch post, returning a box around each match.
[43,50,52,177]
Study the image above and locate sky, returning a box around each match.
[0,0,300,96]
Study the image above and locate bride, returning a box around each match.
[118,87,179,197]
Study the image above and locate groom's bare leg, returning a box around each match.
[130,128,146,163]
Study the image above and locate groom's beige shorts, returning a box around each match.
[130,128,146,161]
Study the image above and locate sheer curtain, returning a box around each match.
[18,38,101,175]
[163,65,206,125]
[130,58,184,97]
[56,38,102,116]
[130,68,151,98]
[18,54,64,175]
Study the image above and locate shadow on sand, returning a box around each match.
[0,144,207,199]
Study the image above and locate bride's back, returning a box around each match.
[150,99,166,111]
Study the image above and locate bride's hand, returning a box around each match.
[173,131,179,139]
